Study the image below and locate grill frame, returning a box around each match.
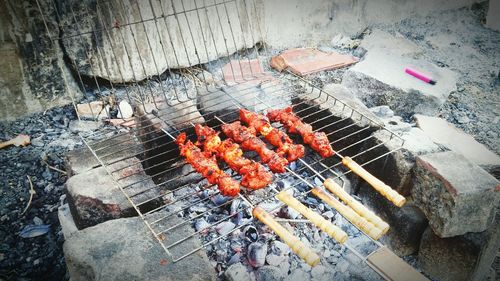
[79,75,405,263]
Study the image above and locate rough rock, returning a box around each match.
[414,114,500,177]
[256,266,285,281]
[58,0,262,83]
[225,263,252,281]
[486,0,500,31]
[65,157,163,229]
[361,127,440,197]
[63,216,215,281]
[342,32,457,117]
[418,216,500,281]
[356,127,440,255]
[412,151,499,237]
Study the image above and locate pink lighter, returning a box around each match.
[405,67,436,85]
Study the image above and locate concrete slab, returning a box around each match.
[414,114,500,177]
[342,50,457,117]
[63,216,216,281]
[412,151,499,237]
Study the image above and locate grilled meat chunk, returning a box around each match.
[267,107,334,158]
[176,132,240,196]
[240,109,305,162]
[221,121,288,173]
[195,124,272,190]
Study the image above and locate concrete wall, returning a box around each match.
[0,0,81,121]
[0,0,481,120]
[262,0,482,48]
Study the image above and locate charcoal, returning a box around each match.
[247,242,267,268]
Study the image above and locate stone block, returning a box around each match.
[342,47,457,118]
[378,203,428,256]
[486,0,500,31]
[64,133,141,176]
[412,151,499,237]
[418,215,500,281]
[63,216,215,281]
[414,114,500,178]
[66,157,163,229]
[361,127,440,197]
[58,0,262,83]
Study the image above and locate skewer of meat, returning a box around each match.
[176,132,240,196]
[239,109,305,162]
[221,121,288,173]
[194,124,273,190]
[267,107,334,158]
[267,107,406,207]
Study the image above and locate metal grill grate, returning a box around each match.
[80,77,405,263]
[36,0,405,270]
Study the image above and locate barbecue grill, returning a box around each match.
[37,0,406,274]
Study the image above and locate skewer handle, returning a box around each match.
[312,188,384,240]
[253,206,320,267]
[323,179,390,234]
[277,192,348,244]
[341,157,406,207]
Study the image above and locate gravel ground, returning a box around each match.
[0,106,80,281]
[380,2,500,154]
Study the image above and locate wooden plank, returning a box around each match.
[366,247,429,281]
